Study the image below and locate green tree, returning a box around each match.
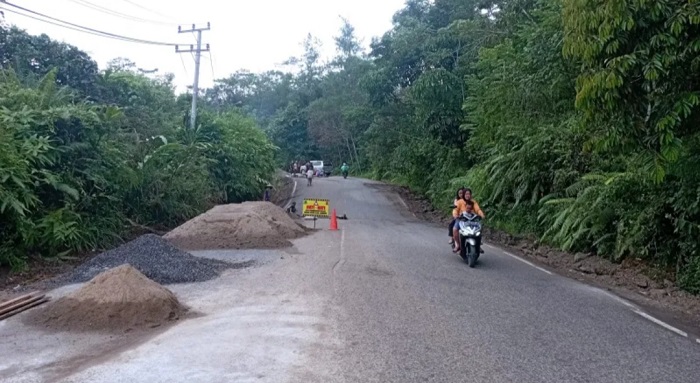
[0,26,100,95]
[0,27,279,270]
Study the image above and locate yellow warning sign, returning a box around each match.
[302,198,330,218]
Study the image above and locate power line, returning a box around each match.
[179,53,189,78]
[204,52,216,80]
[66,0,175,26]
[1,1,181,46]
[1,8,97,36]
[119,0,178,21]
[0,7,145,44]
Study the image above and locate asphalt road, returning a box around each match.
[4,175,700,383]
[289,175,700,383]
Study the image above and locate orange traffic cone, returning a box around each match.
[330,209,338,231]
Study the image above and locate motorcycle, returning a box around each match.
[342,170,348,179]
[454,211,483,267]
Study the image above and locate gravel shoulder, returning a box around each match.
[0,232,337,383]
[377,182,700,330]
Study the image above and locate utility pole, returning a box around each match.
[176,23,210,130]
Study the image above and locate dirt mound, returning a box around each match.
[164,201,308,250]
[26,265,186,332]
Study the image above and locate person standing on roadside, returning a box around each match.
[306,166,314,186]
[263,184,273,202]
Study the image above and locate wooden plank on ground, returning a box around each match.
[0,291,39,311]
[0,295,45,317]
[0,297,49,321]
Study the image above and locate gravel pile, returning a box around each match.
[58,234,248,285]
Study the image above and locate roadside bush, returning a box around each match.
[678,257,700,295]
[0,64,276,269]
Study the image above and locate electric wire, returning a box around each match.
[206,51,215,79]
[1,1,181,46]
[119,0,178,21]
[179,53,189,77]
[66,0,175,26]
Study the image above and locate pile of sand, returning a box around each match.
[164,201,308,250]
[26,265,186,332]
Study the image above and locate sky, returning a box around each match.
[2,0,406,92]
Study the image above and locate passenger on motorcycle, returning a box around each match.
[448,188,465,245]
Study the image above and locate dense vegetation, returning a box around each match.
[206,0,700,293]
[3,1,700,293]
[0,25,276,269]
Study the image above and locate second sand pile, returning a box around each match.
[26,265,186,332]
[164,201,308,250]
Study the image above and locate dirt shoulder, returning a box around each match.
[386,183,700,332]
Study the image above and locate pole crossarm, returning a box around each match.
[175,44,210,53]
[178,22,211,33]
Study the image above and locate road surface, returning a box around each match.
[3,176,700,383]
[283,176,700,382]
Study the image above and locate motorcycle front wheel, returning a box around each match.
[467,246,477,268]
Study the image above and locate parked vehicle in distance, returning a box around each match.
[310,160,333,177]
[310,160,323,174]
[323,162,333,176]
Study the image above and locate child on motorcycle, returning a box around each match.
[462,188,484,218]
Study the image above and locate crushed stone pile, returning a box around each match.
[164,201,308,250]
[60,234,242,285]
[25,265,187,332]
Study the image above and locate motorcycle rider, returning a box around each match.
[452,200,477,253]
[452,189,485,253]
[341,162,349,177]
